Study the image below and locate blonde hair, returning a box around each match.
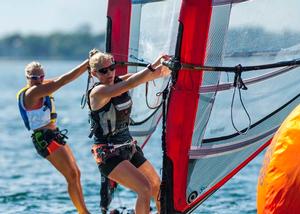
[25,61,44,76]
[89,52,114,71]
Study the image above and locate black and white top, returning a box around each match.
[87,77,133,144]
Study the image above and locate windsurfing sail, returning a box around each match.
[102,0,178,212]
[161,0,300,213]
[105,0,300,213]
[106,0,179,146]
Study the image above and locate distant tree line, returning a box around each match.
[0,27,300,59]
[0,32,105,60]
[225,27,300,57]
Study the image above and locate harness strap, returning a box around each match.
[113,140,137,150]
[92,140,137,165]
[31,128,68,150]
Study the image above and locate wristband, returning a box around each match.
[147,64,156,72]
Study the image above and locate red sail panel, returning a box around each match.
[165,0,212,212]
[107,0,131,76]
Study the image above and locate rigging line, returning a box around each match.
[117,60,166,113]
[230,68,251,135]
[203,91,300,143]
[117,58,300,73]
[230,86,252,135]
[129,104,162,126]
[199,65,297,94]
[145,81,163,110]
[162,57,300,72]
[129,73,166,126]
[81,69,93,109]
[119,59,298,137]
[159,80,171,214]
[130,79,170,126]
[82,50,99,109]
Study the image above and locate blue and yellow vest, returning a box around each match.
[17,86,57,131]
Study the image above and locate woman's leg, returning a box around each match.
[138,161,161,213]
[47,144,89,214]
[108,160,152,214]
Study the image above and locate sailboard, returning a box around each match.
[105,0,300,213]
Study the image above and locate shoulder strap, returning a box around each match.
[87,82,102,110]
[114,76,122,83]
[16,86,29,100]
[17,86,30,130]
[87,77,122,111]
[44,95,57,121]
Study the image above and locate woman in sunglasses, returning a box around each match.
[87,50,170,214]
[17,61,90,214]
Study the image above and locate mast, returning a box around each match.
[161,0,213,213]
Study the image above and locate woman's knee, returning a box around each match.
[64,165,81,183]
[151,176,161,194]
[137,179,152,198]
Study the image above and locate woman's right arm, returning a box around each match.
[26,59,89,104]
[90,55,171,110]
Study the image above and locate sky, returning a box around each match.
[230,0,300,33]
[0,0,300,37]
[0,0,108,36]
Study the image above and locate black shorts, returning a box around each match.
[31,128,67,158]
[97,145,147,176]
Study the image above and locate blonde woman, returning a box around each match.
[17,61,90,214]
[87,50,170,214]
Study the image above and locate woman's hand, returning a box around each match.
[152,54,170,69]
[151,54,172,78]
[89,48,100,58]
[153,64,171,78]
[160,63,172,77]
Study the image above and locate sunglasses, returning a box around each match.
[97,63,116,74]
[26,74,45,80]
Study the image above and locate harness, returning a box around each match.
[31,128,68,151]
[91,140,137,165]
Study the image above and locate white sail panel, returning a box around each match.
[186,0,300,209]
[128,0,181,144]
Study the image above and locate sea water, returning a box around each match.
[0,59,264,214]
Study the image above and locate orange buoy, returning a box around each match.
[257,104,300,214]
